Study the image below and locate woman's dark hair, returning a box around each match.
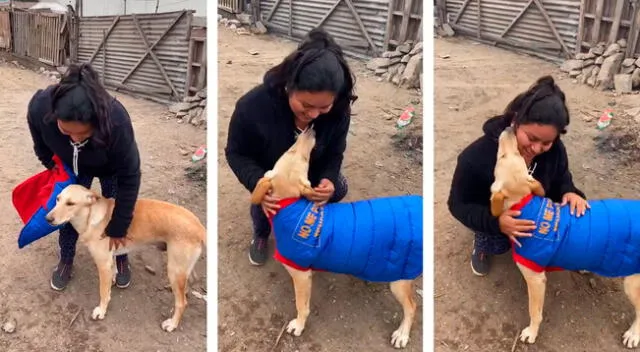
[502,75,570,135]
[46,63,113,146]
[264,28,358,116]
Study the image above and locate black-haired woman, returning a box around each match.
[447,75,588,276]
[225,28,357,266]
[27,63,141,291]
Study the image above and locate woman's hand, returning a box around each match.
[498,210,537,247]
[305,178,335,206]
[261,193,281,217]
[108,236,128,251]
[561,192,589,217]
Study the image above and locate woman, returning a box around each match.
[225,28,357,266]
[447,76,588,276]
[27,63,141,291]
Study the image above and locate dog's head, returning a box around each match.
[250,127,317,205]
[490,127,545,217]
[45,184,103,226]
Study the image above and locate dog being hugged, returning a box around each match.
[250,127,423,349]
[491,126,640,348]
[45,184,206,332]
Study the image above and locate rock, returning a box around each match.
[419,72,423,91]
[401,54,411,63]
[184,95,201,103]
[253,21,268,34]
[389,56,402,65]
[236,13,252,25]
[382,50,404,58]
[442,23,455,37]
[560,59,583,72]
[618,38,628,48]
[632,68,640,88]
[397,64,406,76]
[366,57,391,70]
[391,73,401,85]
[400,52,422,89]
[576,74,584,83]
[614,74,633,93]
[170,102,192,113]
[199,98,207,107]
[409,42,423,55]
[623,58,636,67]
[56,66,68,74]
[227,19,241,27]
[623,65,636,74]
[229,23,237,30]
[580,66,593,84]
[596,52,624,89]
[569,70,581,78]
[236,27,251,35]
[397,43,412,54]
[576,52,596,60]
[583,59,595,68]
[587,73,598,87]
[197,89,207,99]
[595,56,605,65]
[176,111,188,118]
[590,44,605,56]
[190,105,207,126]
[2,318,15,333]
[603,43,621,57]
[635,58,640,67]
[374,68,387,75]
[220,18,228,26]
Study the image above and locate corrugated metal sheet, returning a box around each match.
[77,10,193,103]
[445,0,580,61]
[259,0,390,58]
[80,0,206,17]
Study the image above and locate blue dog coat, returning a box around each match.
[269,196,423,283]
[513,194,640,277]
[12,155,77,249]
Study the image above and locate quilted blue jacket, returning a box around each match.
[514,195,640,277]
[271,196,423,282]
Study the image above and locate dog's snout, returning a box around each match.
[45,214,53,224]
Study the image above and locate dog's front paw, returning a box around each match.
[161,318,178,332]
[520,326,538,344]
[286,318,305,336]
[391,326,410,348]
[623,327,640,348]
[91,306,106,320]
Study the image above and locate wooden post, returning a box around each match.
[251,0,259,23]
[477,0,481,39]
[591,0,604,45]
[288,0,292,36]
[398,0,413,44]
[382,0,395,51]
[576,0,585,55]
[627,2,640,58]
[608,0,625,46]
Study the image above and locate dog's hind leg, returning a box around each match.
[389,280,416,349]
[516,263,546,344]
[622,274,640,348]
[283,264,312,336]
[162,244,202,332]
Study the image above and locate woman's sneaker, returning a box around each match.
[249,236,268,266]
[51,261,73,291]
[470,247,491,276]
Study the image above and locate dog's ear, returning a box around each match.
[490,191,506,217]
[250,177,272,205]
[88,198,108,226]
[528,178,545,197]
[86,192,99,204]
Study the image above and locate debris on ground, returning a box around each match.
[366,41,423,90]
[2,317,16,333]
[185,159,207,187]
[168,88,207,128]
[390,105,423,164]
[144,265,156,275]
[594,109,640,165]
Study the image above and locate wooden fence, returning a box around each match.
[219,0,244,14]
[578,0,640,58]
[384,0,423,50]
[11,10,67,66]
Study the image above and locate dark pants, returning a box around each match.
[251,174,349,239]
[474,232,511,255]
[59,175,128,265]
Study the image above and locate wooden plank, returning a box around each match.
[87,15,119,64]
[591,0,604,45]
[196,40,206,91]
[101,29,106,85]
[288,0,292,36]
[627,2,640,57]
[398,0,412,43]
[343,0,379,55]
[382,0,395,51]
[576,0,585,55]
[453,0,472,24]
[265,0,283,22]
[532,0,571,58]
[120,11,185,86]
[499,0,532,38]
[315,0,341,28]
[608,0,625,45]
[449,22,561,49]
[477,0,481,39]
[185,37,194,97]
[131,14,180,99]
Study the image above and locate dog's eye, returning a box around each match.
[66,201,75,206]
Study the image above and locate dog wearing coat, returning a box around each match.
[250,127,423,349]
[491,126,640,348]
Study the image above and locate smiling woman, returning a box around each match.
[26,63,141,292]
[224,28,358,266]
[446,75,588,277]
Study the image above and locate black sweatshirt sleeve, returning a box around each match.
[105,105,141,238]
[547,141,586,202]
[447,156,502,236]
[317,114,349,186]
[26,91,55,170]
[224,103,266,192]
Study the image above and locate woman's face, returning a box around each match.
[288,90,335,126]
[57,120,93,143]
[514,123,558,160]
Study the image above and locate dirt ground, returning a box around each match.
[434,37,640,352]
[216,27,424,351]
[0,62,207,351]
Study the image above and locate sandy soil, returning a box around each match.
[0,62,207,351]
[434,36,640,352]
[216,27,424,351]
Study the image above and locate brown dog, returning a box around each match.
[45,184,206,332]
[249,127,419,349]
[491,127,640,348]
